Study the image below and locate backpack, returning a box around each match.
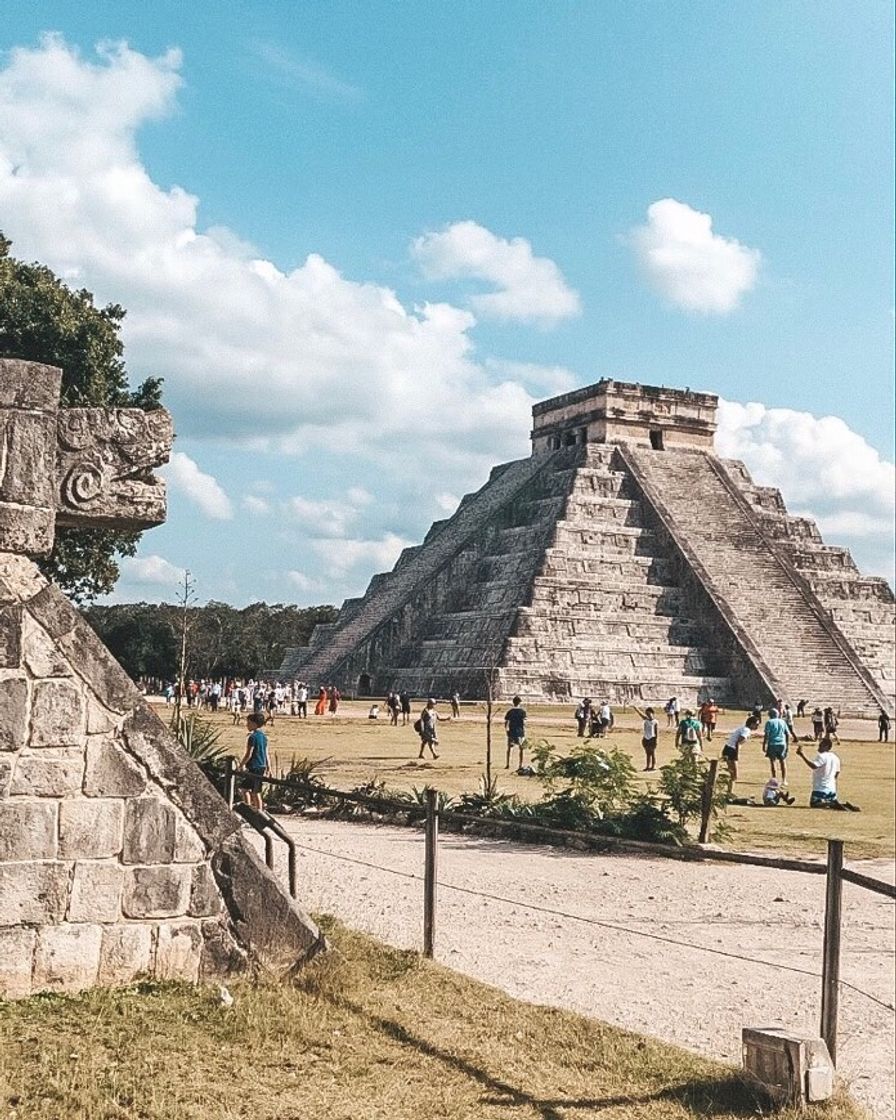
[683,721,698,744]
[413,717,423,735]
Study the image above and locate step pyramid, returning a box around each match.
[277,381,894,716]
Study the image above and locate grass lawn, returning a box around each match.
[0,918,865,1120]
[161,701,895,860]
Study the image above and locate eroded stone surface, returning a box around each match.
[189,863,221,917]
[84,737,146,798]
[154,921,202,982]
[0,676,28,752]
[0,604,22,669]
[122,798,176,864]
[0,801,57,861]
[33,923,102,991]
[68,861,123,923]
[30,679,85,747]
[58,799,124,859]
[11,750,84,797]
[0,861,70,925]
[98,924,153,986]
[22,613,71,678]
[123,865,190,919]
[0,927,36,998]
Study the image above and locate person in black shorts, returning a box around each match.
[239,713,269,812]
[504,695,528,770]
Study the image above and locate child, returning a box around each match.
[239,713,269,812]
[641,707,658,771]
[762,777,795,806]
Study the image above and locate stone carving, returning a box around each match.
[277,379,894,715]
[0,360,323,999]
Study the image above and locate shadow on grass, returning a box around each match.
[326,991,770,1119]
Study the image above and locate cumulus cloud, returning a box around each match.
[0,37,538,484]
[163,452,233,519]
[120,554,186,586]
[412,220,581,324]
[631,199,761,313]
[286,570,325,594]
[283,487,377,537]
[242,495,271,516]
[312,533,413,577]
[716,400,895,578]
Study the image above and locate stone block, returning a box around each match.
[189,863,222,917]
[0,861,70,925]
[0,757,11,798]
[33,923,102,992]
[21,614,72,678]
[98,924,153,986]
[84,737,146,797]
[56,616,136,714]
[742,1027,833,1105]
[174,814,205,862]
[68,861,123,923]
[0,675,28,751]
[29,678,85,747]
[0,927,36,998]
[122,798,176,864]
[0,603,22,668]
[154,921,202,982]
[199,919,247,979]
[10,750,84,797]
[123,865,190,919]
[59,799,123,859]
[0,800,57,860]
[86,702,118,734]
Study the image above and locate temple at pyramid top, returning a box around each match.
[276,380,894,716]
[530,379,718,454]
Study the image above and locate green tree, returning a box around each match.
[0,233,163,601]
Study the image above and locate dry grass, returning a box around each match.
[0,918,866,1120]
[179,700,895,860]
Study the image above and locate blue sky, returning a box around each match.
[1,3,893,604]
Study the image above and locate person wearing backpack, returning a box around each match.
[675,709,703,755]
[763,707,794,785]
[416,698,439,760]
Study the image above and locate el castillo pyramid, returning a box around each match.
[277,381,894,715]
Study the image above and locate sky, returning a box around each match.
[1,2,893,606]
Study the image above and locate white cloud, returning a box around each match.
[163,452,233,519]
[286,570,324,594]
[435,492,460,513]
[312,533,413,577]
[242,495,271,516]
[120,554,186,586]
[412,220,581,324]
[716,400,895,579]
[631,199,761,313]
[248,39,361,101]
[0,37,538,489]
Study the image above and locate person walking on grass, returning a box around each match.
[720,713,761,786]
[504,695,528,770]
[675,709,703,755]
[641,707,658,771]
[699,698,719,741]
[796,738,860,811]
[239,713,269,813]
[399,690,411,726]
[878,709,890,743]
[763,708,794,785]
[417,698,439,760]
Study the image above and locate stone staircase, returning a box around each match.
[500,447,734,705]
[621,446,887,714]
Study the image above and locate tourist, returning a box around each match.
[720,713,761,785]
[417,698,439,760]
[399,690,411,726]
[762,708,794,784]
[368,703,380,720]
[327,685,340,715]
[782,703,795,737]
[239,713,269,813]
[762,777,795,806]
[593,700,612,738]
[574,698,591,738]
[823,707,840,744]
[879,709,891,743]
[675,709,703,755]
[796,738,859,811]
[387,690,400,726]
[450,690,461,718]
[699,698,719,741]
[811,706,825,740]
[796,698,808,718]
[314,686,327,716]
[296,681,308,718]
[504,695,528,770]
[664,696,679,728]
[641,707,658,771]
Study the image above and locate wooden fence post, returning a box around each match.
[423,787,439,959]
[821,838,844,1065]
[698,758,719,844]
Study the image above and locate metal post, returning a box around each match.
[263,832,274,872]
[423,787,439,959]
[225,756,236,809]
[698,758,719,844]
[287,842,297,899]
[821,838,844,1065]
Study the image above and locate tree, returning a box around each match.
[0,233,163,601]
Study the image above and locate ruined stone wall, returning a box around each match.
[0,554,322,998]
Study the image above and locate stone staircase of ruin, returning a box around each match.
[620,446,888,715]
[499,446,735,706]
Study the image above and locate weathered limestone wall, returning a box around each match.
[0,554,322,998]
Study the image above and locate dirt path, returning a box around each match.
[263,818,895,1119]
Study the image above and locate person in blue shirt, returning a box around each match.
[239,713,269,812]
[763,708,794,786]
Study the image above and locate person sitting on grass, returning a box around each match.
[239,713,269,813]
[762,777,795,806]
[504,695,528,771]
[796,738,860,811]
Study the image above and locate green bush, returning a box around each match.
[531,739,638,818]
[657,746,729,839]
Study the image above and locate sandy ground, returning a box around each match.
[254,817,895,1119]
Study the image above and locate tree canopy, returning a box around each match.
[0,233,163,600]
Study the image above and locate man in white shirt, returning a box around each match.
[796,739,859,811]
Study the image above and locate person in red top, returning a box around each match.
[699,699,719,741]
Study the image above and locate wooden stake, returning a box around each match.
[698,758,719,844]
[821,838,844,1065]
[423,787,439,958]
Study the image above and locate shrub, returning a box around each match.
[657,746,729,838]
[531,739,638,818]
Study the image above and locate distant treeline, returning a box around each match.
[82,601,339,683]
